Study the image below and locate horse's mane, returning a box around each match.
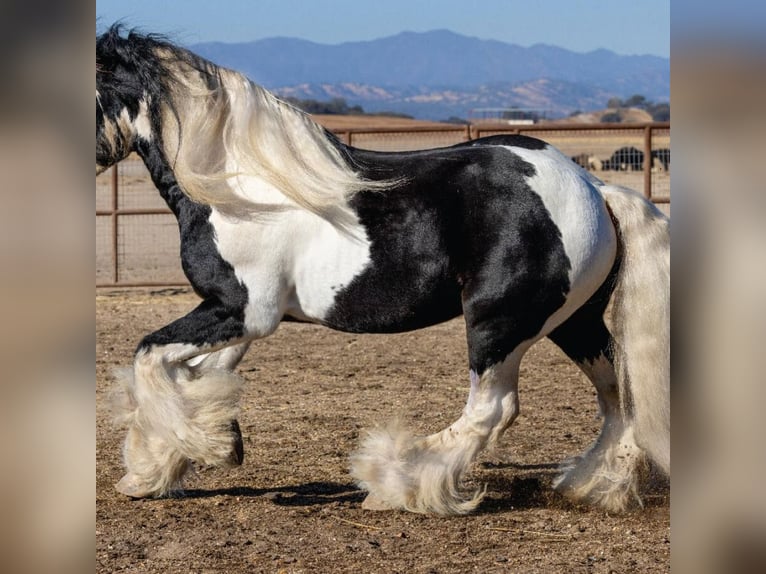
[97,25,397,220]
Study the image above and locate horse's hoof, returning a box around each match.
[229,420,244,465]
[115,473,154,498]
[361,493,397,511]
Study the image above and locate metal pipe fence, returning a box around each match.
[96,122,670,287]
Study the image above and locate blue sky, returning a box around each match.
[96,0,669,58]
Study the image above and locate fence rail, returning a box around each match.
[96,122,670,287]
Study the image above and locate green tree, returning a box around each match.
[648,102,670,121]
[607,97,623,109]
[623,94,647,108]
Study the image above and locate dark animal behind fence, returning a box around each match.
[651,148,670,171]
[571,153,590,169]
[603,146,644,171]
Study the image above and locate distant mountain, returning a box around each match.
[273,80,618,121]
[191,30,669,120]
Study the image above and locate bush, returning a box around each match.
[283,97,364,115]
[601,112,622,123]
[648,103,670,121]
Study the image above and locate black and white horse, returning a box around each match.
[96,26,669,515]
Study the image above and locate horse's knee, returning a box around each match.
[188,342,251,373]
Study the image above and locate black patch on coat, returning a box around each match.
[324,143,572,374]
[547,254,620,365]
[464,134,549,150]
[134,140,249,352]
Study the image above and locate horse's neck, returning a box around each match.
[135,138,189,215]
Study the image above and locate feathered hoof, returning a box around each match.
[115,473,160,499]
[351,422,485,515]
[361,493,398,511]
[552,458,646,514]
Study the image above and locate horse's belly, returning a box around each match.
[320,274,464,333]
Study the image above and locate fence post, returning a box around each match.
[111,163,119,284]
[643,125,652,200]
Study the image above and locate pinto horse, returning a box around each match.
[96,26,669,515]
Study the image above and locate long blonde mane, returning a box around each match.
[156,49,397,219]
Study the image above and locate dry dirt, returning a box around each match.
[96,288,669,573]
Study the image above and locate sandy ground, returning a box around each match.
[96,288,669,573]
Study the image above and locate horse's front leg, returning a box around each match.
[186,341,252,466]
[112,300,261,498]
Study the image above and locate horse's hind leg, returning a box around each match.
[547,304,646,512]
[351,341,527,515]
[113,301,255,498]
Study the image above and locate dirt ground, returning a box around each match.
[96,288,669,573]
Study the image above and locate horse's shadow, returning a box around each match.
[180,481,366,506]
[176,461,561,512]
[476,460,670,513]
[476,461,562,513]
[176,460,668,513]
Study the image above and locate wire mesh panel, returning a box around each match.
[118,213,184,284]
[650,127,671,202]
[349,129,469,151]
[96,166,114,212]
[96,215,114,284]
[478,126,642,164]
[117,154,167,210]
[476,124,670,204]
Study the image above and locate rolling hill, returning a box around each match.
[191,30,669,120]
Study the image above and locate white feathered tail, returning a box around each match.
[601,185,670,474]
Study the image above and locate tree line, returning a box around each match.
[282,96,413,119]
[284,94,669,123]
[602,95,670,122]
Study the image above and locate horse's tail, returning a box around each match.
[601,185,670,475]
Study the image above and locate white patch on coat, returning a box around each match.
[133,99,153,141]
[99,98,153,162]
[116,99,152,143]
[501,144,617,332]
[208,185,371,336]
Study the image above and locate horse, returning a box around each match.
[604,146,644,172]
[652,148,671,172]
[570,153,603,171]
[96,25,670,515]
